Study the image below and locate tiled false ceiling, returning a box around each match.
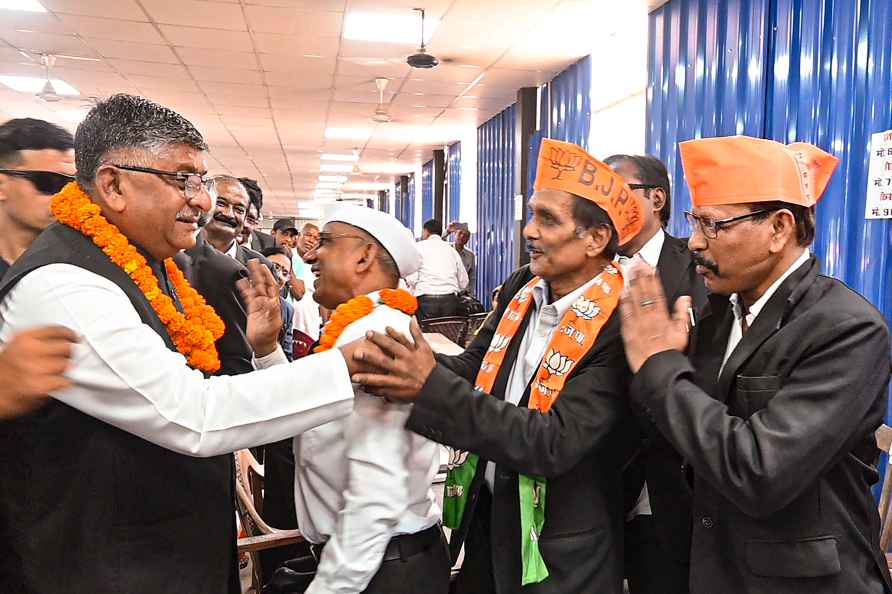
[0,0,595,215]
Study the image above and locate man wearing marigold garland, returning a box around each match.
[0,94,365,594]
[255,205,449,594]
[351,138,645,594]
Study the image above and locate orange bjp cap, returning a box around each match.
[533,137,644,245]
[679,135,839,208]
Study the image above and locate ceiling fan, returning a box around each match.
[406,8,439,69]
[32,53,99,107]
[371,77,392,123]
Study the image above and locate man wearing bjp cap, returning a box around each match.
[619,135,892,594]
[255,205,449,594]
[349,138,645,593]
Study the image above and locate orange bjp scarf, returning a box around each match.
[443,264,624,584]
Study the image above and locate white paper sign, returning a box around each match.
[865,129,892,219]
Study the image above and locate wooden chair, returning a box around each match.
[875,425,892,570]
[235,449,305,594]
[420,316,469,347]
[464,312,490,347]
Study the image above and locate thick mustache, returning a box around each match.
[692,253,720,275]
[526,242,543,254]
[213,213,238,227]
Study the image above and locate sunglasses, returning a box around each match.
[0,169,75,195]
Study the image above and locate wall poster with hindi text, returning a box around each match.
[865,129,892,219]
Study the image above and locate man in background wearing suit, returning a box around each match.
[351,138,646,594]
[240,177,275,251]
[605,154,707,594]
[620,136,892,594]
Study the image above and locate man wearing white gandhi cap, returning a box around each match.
[256,205,449,594]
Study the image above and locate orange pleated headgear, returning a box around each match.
[679,135,839,208]
[533,138,644,245]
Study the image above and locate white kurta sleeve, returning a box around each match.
[0,264,354,457]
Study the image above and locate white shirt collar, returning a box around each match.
[425,235,443,242]
[730,249,810,324]
[225,241,238,259]
[636,228,665,267]
[531,272,602,319]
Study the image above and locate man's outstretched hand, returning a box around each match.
[0,326,79,419]
[238,259,283,357]
[351,319,435,402]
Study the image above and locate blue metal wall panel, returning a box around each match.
[421,160,434,223]
[447,142,462,223]
[648,0,771,237]
[544,55,592,148]
[649,0,892,497]
[477,104,517,302]
[406,173,416,237]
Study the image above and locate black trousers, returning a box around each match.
[260,439,310,584]
[417,293,462,321]
[362,529,451,594]
[451,486,496,594]
[623,515,689,594]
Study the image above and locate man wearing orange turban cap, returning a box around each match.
[619,135,892,594]
[349,138,647,593]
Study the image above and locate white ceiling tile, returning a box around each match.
[84,38,179,63]
[391,92,453,108]
[259,54,335,74]
[246,0,344,8]
[339,39,414,60]
[0,31,100,59]
[336,57,409,79]
[264,69,331,88]
[140,0,247,30]
[107,59,188,77]
[0,12,72,34]
[159,25,254,51]
[245,6,342,35]
[42,0,148,20]
[57,15,166,43]
[127,74,202,93]
[177,47,258,69]
[190,66,263,84]
[252,33,339,56]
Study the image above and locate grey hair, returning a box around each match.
[75,94,207,190]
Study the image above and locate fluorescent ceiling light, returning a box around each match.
[318,175,348,183]
[0,0,46,12]
[325,127,370,139]
[344,11,439,45]
[0,75,78,95]
[320,163,353,173]
[321,153,359,162]
[315,183,341,190]
[341,193,378,200]
[344,182,391,191]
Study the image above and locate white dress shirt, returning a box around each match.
[483,274,602,491]
[618,229,665,519]
[407,235,469,296]
[0,263,354,457]
[225,240,238,259]
[258,293,441,594]
[721,248,810,373]
[291,266,322,339]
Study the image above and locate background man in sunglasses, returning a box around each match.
[605,153,707,594]
[0,118,75,278]
[619,135,892,594]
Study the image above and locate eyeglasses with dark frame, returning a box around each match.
[684,208,779,239]
[110,164,217,201]
[628,183,660,191]
[0,169,75,195]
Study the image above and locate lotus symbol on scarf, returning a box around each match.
[572,297,600,320]
[489,333,511,352]
[447,447,469,469]
[542,349,573,376]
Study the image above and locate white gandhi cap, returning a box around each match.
[322,205,422,277]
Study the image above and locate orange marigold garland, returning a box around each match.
[315,289,418,353]
[51,182,225,373]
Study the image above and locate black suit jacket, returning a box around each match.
[407,265,637,594]
[624,233,708,562]
[250,230,275,252]
[175,234,254,375]
[633,256,892,594]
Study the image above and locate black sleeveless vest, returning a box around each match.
[0,223,239,594]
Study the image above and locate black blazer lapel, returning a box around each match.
[656,234,690,305]
[714,257,817,400]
